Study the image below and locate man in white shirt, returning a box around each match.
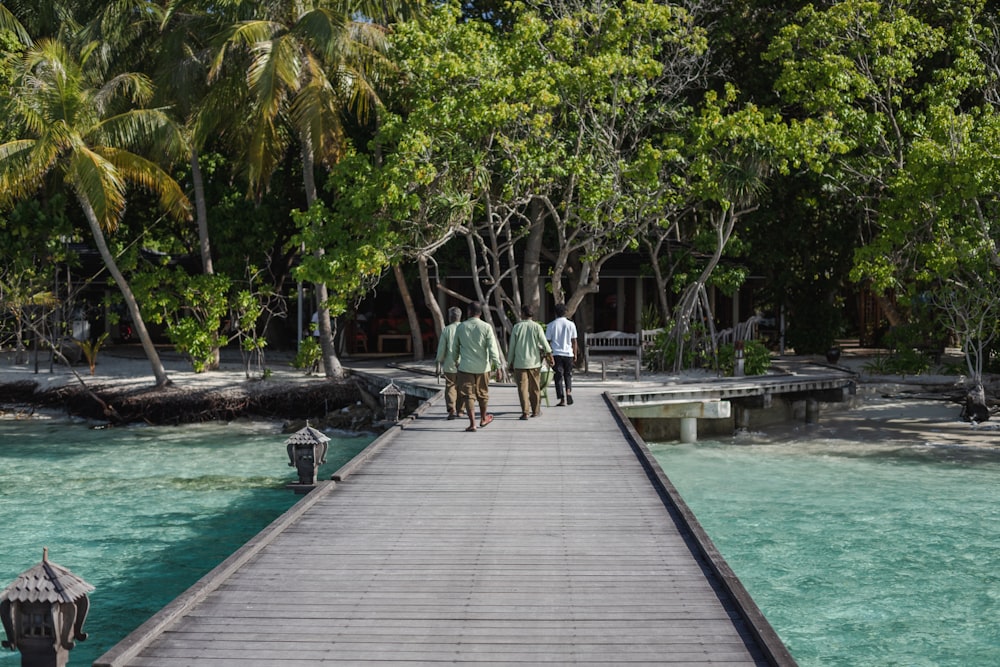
[545,303,578,406]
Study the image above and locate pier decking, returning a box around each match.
[96,376,796,666]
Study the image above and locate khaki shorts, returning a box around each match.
[456,371,490,401]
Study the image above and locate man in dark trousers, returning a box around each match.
[545,303,578,406]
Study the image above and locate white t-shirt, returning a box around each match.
[546,317,577,357]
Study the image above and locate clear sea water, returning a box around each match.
[0,416,374,666]
[649,432,1000,667]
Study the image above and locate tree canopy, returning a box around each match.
[1,0,998,380]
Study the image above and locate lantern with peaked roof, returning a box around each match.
[285,423,329,486]
[380,380,405,422]
[0,548,94,667]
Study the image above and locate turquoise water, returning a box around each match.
[650,433,1000,666]
[0,416,374,665]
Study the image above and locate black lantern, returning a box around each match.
[285,424,329,487]
[380,381,405,422]
[1,548,93,667]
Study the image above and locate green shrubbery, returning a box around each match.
[717,341,772,376]
[646,328,771,376]
[292,336,322,373]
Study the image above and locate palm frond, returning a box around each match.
[94,71,156,112]
[66,145,127,231]
[243,111,289,194]
[248,33,301,119]
[294,8,348,64]
[209,19,281,81]
[0,4,33,45]
[290,69,344,163]
[104,147,192,222]
[92,108,187,164]
[0,140,48,204]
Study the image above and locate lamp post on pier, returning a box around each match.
[1,548,93,667]
[285,423,330,492]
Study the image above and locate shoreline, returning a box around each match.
[2,345,998,447]
[0,346,383,429]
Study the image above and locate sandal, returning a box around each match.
[465,426,477,432]
[480,413,494,428]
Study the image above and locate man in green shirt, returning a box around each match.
[435,306,463,420]
[507,304,553,420]
[453,302,501,431]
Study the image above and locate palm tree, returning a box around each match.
[210,0,393,379]
[0,38,192,387]
[0,2,32,44]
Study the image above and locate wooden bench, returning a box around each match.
[584,331,641,378]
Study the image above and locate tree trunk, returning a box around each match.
[394,264,423,360]
[417,254,443,335]
[190,149,220,370]
[301,138,343,379]
[78,196,170,387]
[192,150,213,275]
[314,281,343,378]
[522,200,544,313]
[875,292,903,327]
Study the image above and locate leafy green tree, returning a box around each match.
[210,0,396,379]
[766,0,1000,372]
[765,0,951,286]
[0,199,71,363]
[369,0,712,344]
[656,86,793,370]
[132,265,232,372]
[0,38,191,386]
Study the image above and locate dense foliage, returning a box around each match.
[0,0,998,381]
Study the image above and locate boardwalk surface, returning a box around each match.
[97,378,788,666]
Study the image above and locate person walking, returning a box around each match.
[546,302,578,406]
[435,306,463,420]
[453,302,501,431]
[508,304,553,420]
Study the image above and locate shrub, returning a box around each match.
[646,328,711,372]
[717,340,772,376]
[863,348,931,375]
[292,337,322,373]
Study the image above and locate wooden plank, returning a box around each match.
[96,380,788,666]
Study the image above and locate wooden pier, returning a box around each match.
[95,376,796,666]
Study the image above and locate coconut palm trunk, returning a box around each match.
[78,196,170,387]
[302,138,344,378]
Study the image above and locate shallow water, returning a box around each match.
[649,435,1000,666]
[0,416,374,665]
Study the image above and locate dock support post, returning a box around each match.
[734,405,751,433]
[805,398,819,424]
[680,417,697,443]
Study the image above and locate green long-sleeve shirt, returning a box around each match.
[508,319,552,369]
[435,322,460,374]
[453,316,500,374]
